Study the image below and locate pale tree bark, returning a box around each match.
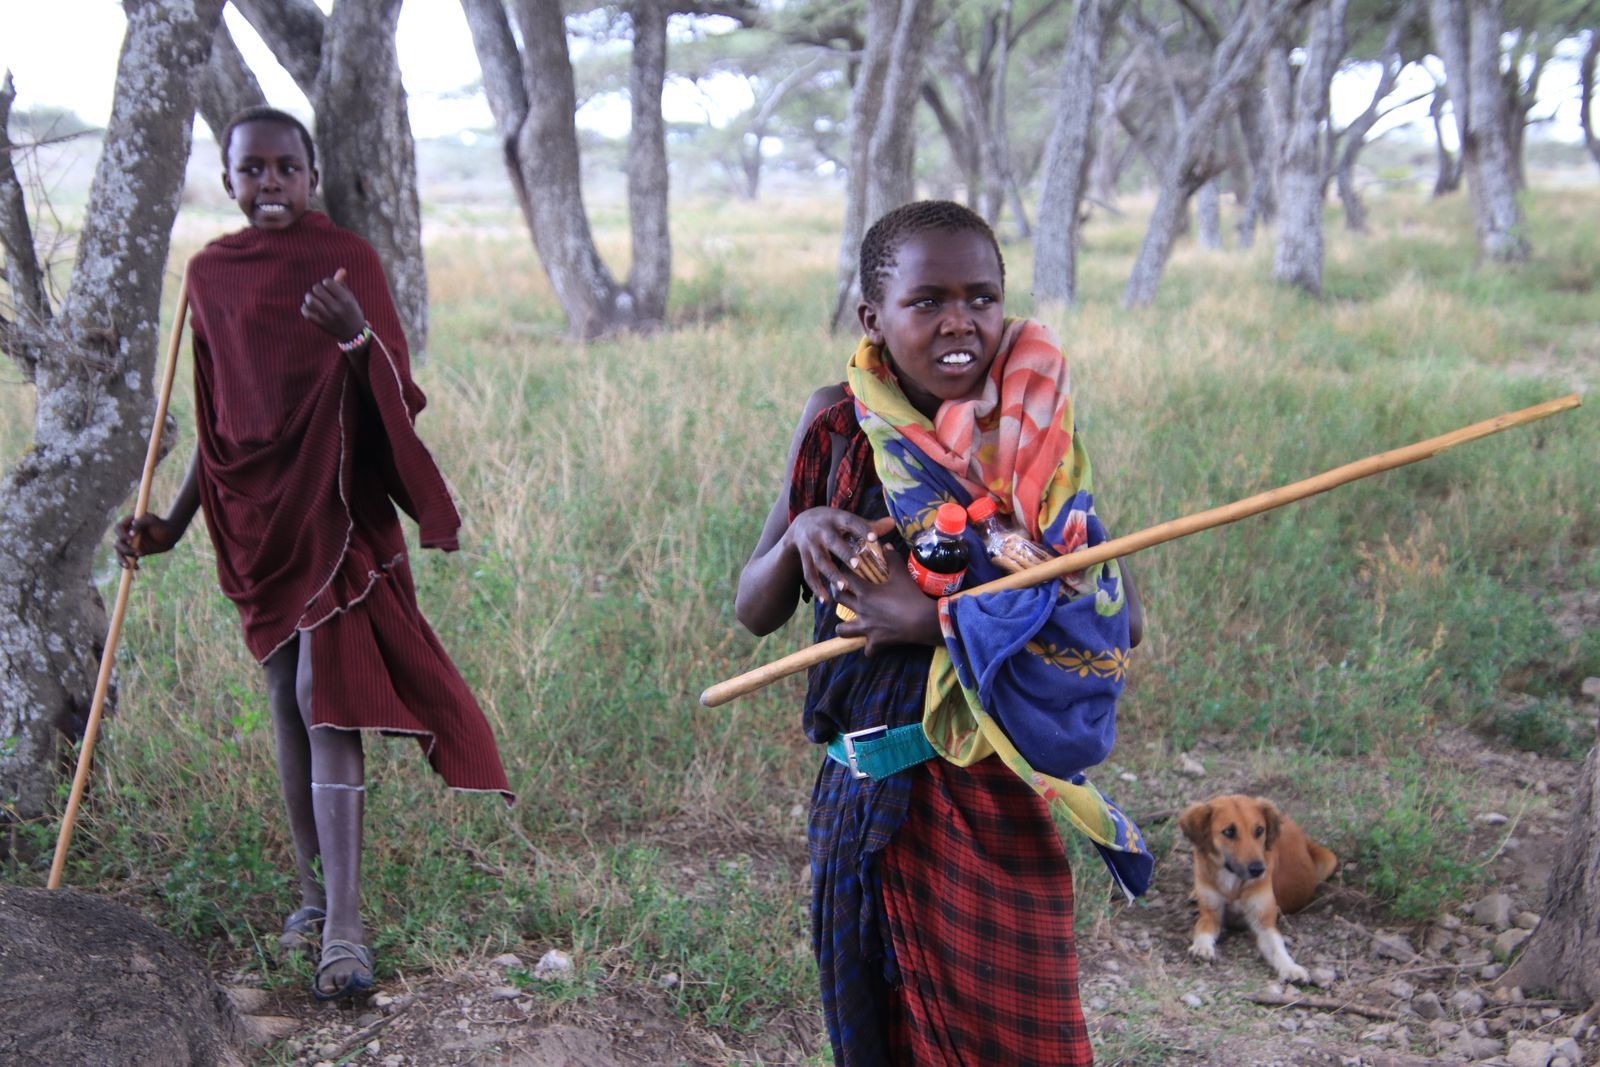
[1583,31,1600,171]
[1273,0,1348,295]
[1500,735,1600,1004]
[1195,178,1223,247]
[461,0,687,337]
[1033,0,1123,305]
[1333,0,1417,233]
[830,0,937,331]
[1234,82,1276,246]
[0,0,226,849]
[1125,0,1316,307]
[1427,0,1528,259]
[627,0,670,324]
[231,0,429,356]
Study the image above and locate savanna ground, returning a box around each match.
[3,150,1599,1065]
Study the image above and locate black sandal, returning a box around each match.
[278,905,326,956]
[312,938,375,1002]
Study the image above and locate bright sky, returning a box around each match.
[0,0,1588,145]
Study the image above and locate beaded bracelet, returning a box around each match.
[337,325,373,353]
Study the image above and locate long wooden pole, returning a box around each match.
[700,393,1582,708]
[48,270,189,889]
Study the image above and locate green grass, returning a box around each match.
[4,183,1597,1043]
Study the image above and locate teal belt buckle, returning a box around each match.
[827,723,936,780]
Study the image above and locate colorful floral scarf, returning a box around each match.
[847,319,1153,898]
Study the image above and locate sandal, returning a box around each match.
[278,905,326,956]
[312,938,375,1003]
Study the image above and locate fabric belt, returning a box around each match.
[825,723,937,780]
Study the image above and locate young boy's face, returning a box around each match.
[859,228,1005,420]
[223,120,316,231]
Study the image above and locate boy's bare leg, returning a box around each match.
[264,637,324,914]
[296,634,368,993]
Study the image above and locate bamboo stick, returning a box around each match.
[49,270,189,889]
[699,393,1582,708]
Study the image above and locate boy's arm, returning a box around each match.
[737,384,871,636]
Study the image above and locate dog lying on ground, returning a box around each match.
[1177,794,1337,983]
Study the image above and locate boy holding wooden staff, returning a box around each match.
[736,200,1152,1065]
[117,107,511,1002]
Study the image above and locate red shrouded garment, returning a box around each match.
[188,211,511,799]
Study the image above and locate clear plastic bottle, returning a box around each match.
[966,496,1054,574]
[907,502,971,596]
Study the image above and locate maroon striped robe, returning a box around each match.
[187,211,511,799]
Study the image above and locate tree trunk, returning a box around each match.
[1033,0,1120,305]
[0,0,225,847]
[1274,0,1347,295]
[1582,31,1600,172]
[1461,0,1528,261]
[1427,0,1526,259]
[1500,738,1600,1003]
[1430,86,1463,195]
[196,19,266,144]
[830,0,935,331]
[627,0,671,324]
[1195,179,1223,248]
[315,0,430,356]
[1333,0,1414,233]
[1235,85,1274,247]
[1125,0,1314,307]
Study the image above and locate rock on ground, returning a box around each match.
[0,886,244,1067]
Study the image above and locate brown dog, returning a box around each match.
[1177,794,1337,983]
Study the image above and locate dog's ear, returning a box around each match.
[1177,802,1213,848]
[1255,797,1282,849]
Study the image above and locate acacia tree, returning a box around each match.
[1426,0,1529,260]
[1123,0,1317,307]
[0,0,226,844]
[1273,0,1349,294]
[1583,29,1600,170]
[829,0,939,331]
[1330,0,1422,232]
[229,0,430,354]
[1032,0,1124,304]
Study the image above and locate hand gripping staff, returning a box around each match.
[700,394,1583,709]
[48,268,189,889]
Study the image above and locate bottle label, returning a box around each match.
[907,557,965,597]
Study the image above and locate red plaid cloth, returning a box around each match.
[881,757,1091,1066]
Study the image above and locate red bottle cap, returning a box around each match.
[966,497,997,523]
[934,501,968,535]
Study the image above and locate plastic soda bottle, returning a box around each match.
[907,502,971,596]
[966,496,1054,574]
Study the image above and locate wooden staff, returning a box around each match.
[48,270,189,889]
[700,393,1582,709]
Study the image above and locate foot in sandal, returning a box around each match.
[312,938,374,1002]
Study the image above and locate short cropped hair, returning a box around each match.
[221,106,316,171]
[858,200,1005,305]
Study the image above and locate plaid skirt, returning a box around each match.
[880,757,1091,1066]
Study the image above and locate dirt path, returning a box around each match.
[233,717,1598,1067]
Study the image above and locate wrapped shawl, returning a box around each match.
[185,212,511,800]
[848,319,1153,898]
[188,211,458,662]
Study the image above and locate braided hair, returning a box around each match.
[858,200,1005,305]
[221,106,316,171]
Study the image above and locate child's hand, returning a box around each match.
[301,267,366,343]
[785,510,894,605]
[833,542,944,654]
[114,513,182,570]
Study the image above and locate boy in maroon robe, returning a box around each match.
[118,106,511,1002]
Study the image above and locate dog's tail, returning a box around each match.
[1309,842,1338,883]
